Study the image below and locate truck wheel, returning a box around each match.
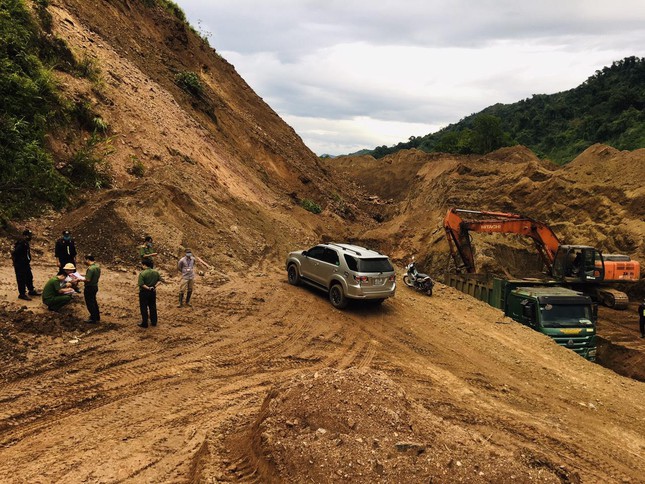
[329,284,348,309]
[287,264,301,286]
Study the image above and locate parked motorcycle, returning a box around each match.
[403,259,434,296]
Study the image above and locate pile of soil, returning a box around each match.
[245,368,569,483]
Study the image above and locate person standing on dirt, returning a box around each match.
[138,258,161,328]
[42,270,73,311]
[83,255,101,324]
[178,248,197,307]
[639,300,645,338]
[12,229,40,301]
[55,230,77,270]
[139,235,158,267]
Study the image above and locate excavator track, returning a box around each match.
[595,287,629,310]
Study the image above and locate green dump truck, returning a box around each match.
[445,274,597,361]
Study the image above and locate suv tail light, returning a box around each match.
[354,275,368,283]
[388,274,396,282]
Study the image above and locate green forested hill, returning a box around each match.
[366,57,645,164]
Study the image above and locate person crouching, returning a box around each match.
[42,270,74,311]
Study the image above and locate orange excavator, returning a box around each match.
[444,208,640,309]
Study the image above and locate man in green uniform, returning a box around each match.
[139,235,158,267]
[138,258,161,328]
[42,270,73,311]
[84,255,101,323]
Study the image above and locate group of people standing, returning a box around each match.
[10,230,200,328]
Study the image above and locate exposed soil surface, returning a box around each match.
[1,263,644,483]
[1,1,644,483]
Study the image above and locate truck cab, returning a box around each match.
[506,286,597,361]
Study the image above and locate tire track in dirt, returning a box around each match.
[3,268,645,482]
[1,279,324,476]
[0,280,268,441]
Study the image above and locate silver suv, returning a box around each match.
[286,243,396,308]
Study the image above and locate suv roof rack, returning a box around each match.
[328,242,362,257]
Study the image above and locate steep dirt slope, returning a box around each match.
[39,0,365,271]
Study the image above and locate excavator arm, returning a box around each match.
[444,208,561,273]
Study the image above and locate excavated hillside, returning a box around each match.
[1,1,645,483]
[330,145,645,287]
[31,0,368,271]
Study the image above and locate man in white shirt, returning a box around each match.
[178,249,196,307]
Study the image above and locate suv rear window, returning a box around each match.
[357,257,393,273]
[344,255,358,271]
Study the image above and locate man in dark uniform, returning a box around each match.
[83,255,101,324]
[639,300,645,338]
[11,229,40,301]
[138,258,161,328]
[55,230,77,269]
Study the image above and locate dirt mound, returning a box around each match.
[243,368,569,483]
[564,144,645,192]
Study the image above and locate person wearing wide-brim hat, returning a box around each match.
[63,262,85,293]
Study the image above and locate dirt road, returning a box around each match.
[1,262,644,482]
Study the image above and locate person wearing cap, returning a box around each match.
[639,300,645,338]
[11,229,40,301]
[42,270,73,311]
[83,255,101,324]
[138,258,161,328]
[139,235,158,268]
[178,248,197,307]
[63,263,85,293]
[55,230,77,269]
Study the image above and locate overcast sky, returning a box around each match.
[177,1,645,156]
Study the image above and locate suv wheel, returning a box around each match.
[329,284,348,309]
[287,264,301,285]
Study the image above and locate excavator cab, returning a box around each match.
[552,245,604,283]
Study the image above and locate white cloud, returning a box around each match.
[178,1,645,155]
[283,114,441,155]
